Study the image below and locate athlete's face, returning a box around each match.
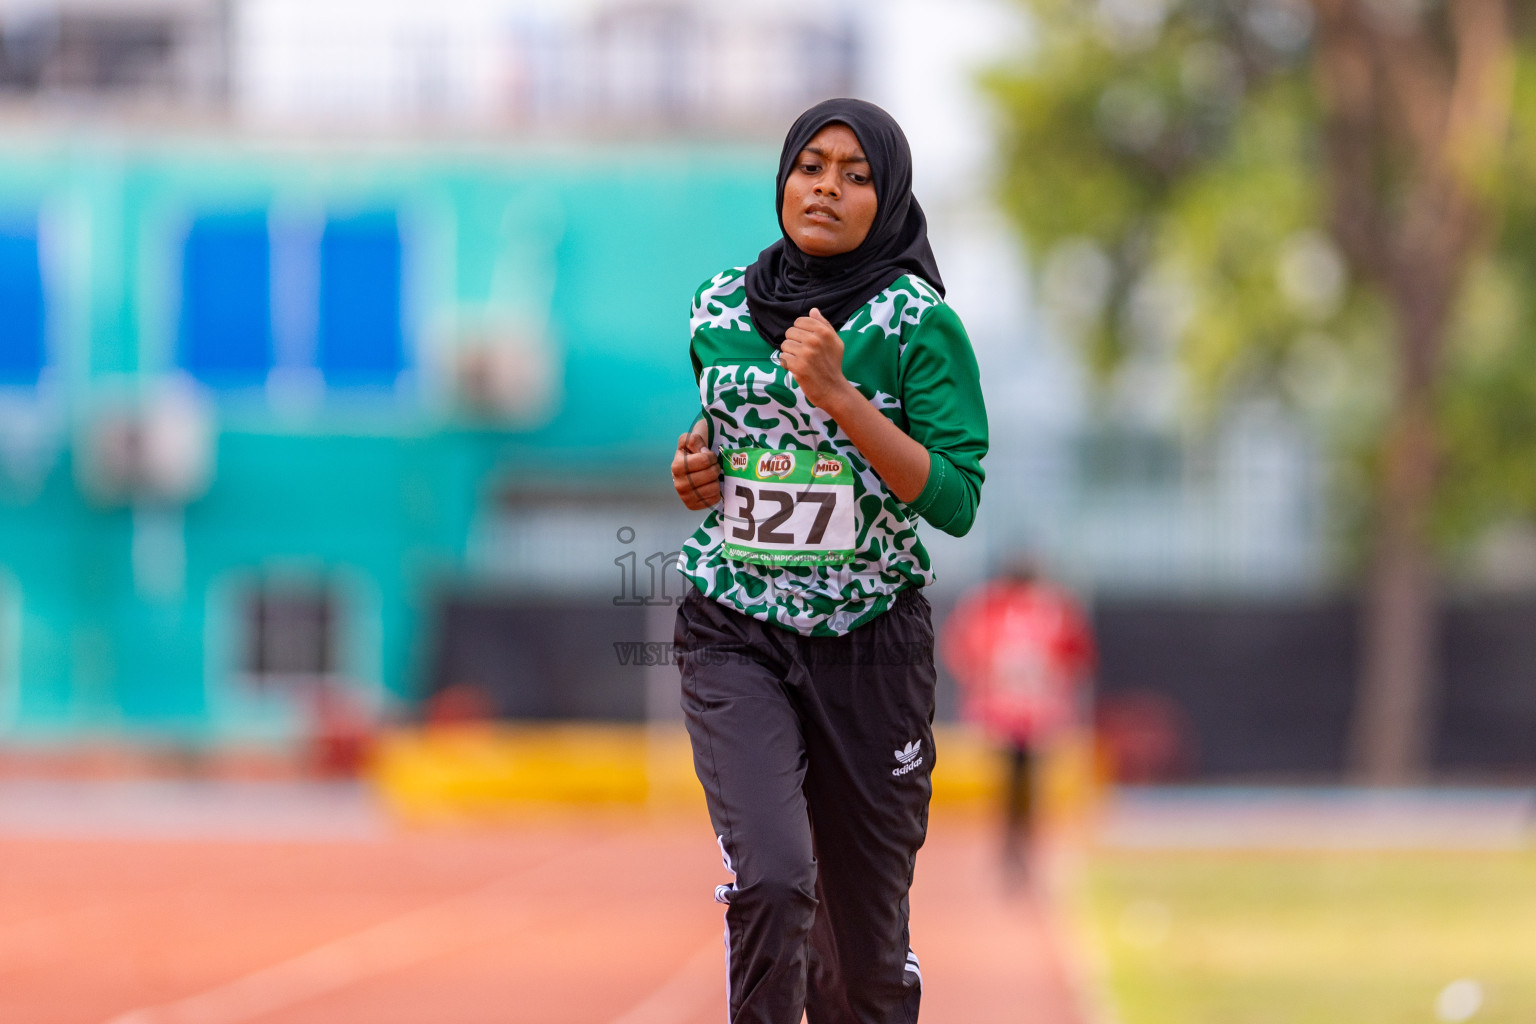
[780,124,877,258]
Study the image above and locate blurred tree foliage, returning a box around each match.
[984,0,1530,781]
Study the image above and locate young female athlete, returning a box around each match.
[668,97,988,1024]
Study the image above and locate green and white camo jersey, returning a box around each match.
[679,266,988,637]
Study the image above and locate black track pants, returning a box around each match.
[674,585,937,1024]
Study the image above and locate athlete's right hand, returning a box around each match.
[672,427,720,510]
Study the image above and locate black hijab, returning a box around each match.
[744,98,944,347]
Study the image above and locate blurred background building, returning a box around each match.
[0,0,1526,779]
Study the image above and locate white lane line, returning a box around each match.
[102,845,582,1024]
[607,935,725,1024]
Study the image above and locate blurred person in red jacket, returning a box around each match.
[941,558,1095,882]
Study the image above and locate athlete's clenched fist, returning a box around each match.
[672,425,721,510]
[781,307,853,410]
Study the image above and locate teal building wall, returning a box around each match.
[0,136,777,744]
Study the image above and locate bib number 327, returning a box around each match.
[719,448,856,566]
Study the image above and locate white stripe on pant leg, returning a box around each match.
[714,834,737,1023]
[905,946,922,991]
[723,922,732,1024]
[715,835,738,904]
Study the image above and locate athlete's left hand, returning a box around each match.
[781,308,851,409]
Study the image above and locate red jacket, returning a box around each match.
[940,581,1095,744]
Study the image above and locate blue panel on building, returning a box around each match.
[178,213,273,387]
[0,225,45,386]
[317,213,404,386]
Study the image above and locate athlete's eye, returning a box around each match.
[847,172,870,186]
[798,162,821,175]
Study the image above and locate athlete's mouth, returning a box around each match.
[804,203,839,222]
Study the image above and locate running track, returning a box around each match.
[0,792,1083,1024]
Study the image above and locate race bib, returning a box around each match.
[718,448,856,565]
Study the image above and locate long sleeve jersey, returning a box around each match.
[678,266,989,637]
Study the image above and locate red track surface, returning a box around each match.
[0,805,1082,1024]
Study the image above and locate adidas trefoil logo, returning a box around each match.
[892,739,924,777]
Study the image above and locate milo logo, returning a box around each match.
[812,457,843,478]
[756,451,795,479]
[728,451,749,472]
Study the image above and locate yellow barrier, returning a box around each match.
[371,722,1103,823]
